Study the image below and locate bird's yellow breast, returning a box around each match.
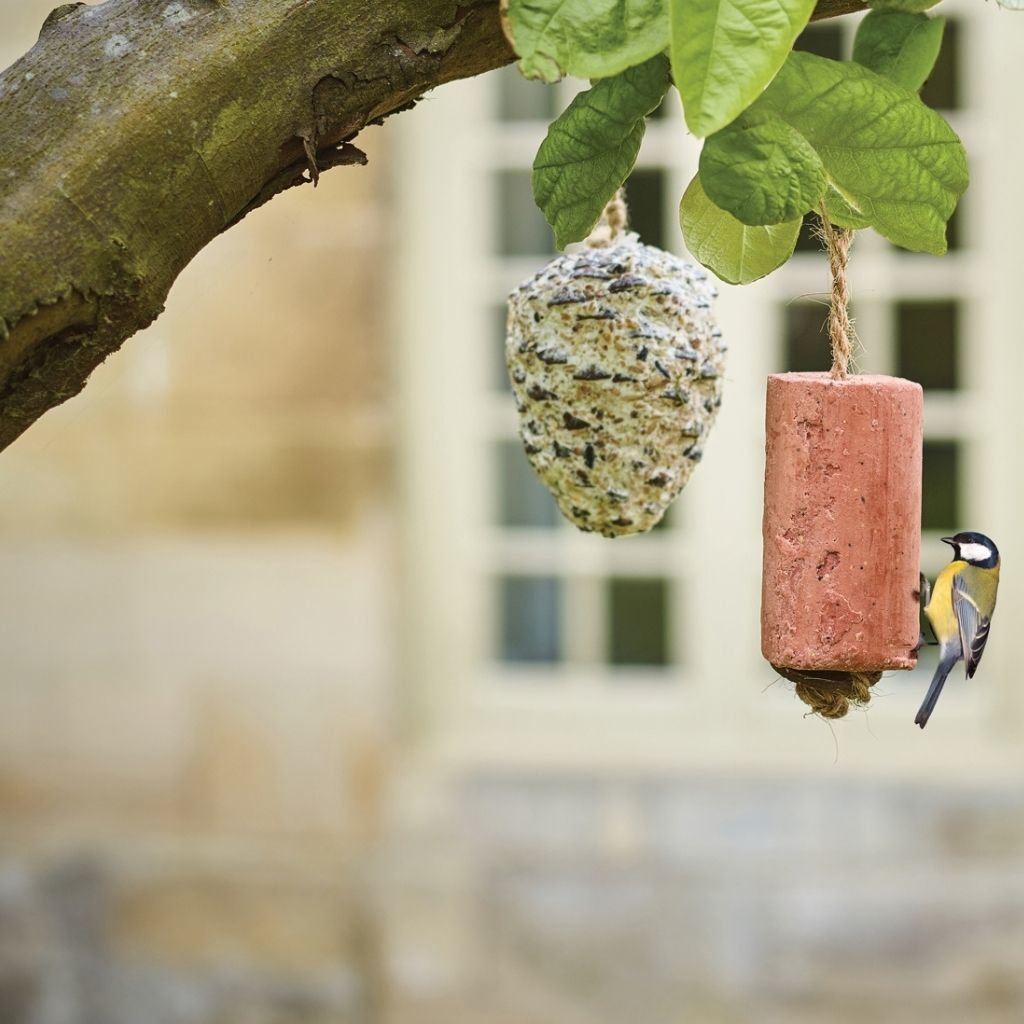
[925,559,967,638]
[925,559,1001,639]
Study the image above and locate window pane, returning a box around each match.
[650,87,676,120]
[784,303,832,373]
[497,170,554,256]
[492,304,511,392]
[623,169,666,250]
[608,577,670,667]
[795,213,823,255]
[896,300,959,391]
[497,440,559,528]
[921,19,960,111]
[496,65,557,122]
[793,23,844,61]
[945,201,962,252]
[922,441,960,533]
[651,503,673,531]
[500,576,561,663]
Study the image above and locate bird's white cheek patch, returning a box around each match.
[958,542,992,563]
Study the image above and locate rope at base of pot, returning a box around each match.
[774,666,883,720]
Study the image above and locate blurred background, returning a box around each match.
[3,1,1024,1022]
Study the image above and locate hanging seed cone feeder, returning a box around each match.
[761,218,923,718]
[506,193,725,537]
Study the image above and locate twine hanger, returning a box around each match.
[816,203,854,379]
[586,189,629,248]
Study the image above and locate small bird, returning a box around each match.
[915,531,1001,729]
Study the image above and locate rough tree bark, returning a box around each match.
[0,0,864,452]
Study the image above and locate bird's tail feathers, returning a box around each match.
[915,655,958,729]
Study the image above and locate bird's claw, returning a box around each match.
[914,571,931,609]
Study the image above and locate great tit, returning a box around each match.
[915,531,1001,729]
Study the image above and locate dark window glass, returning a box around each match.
[497,440,559,528]
[496,65,557,122]
[651,504,673,531]
[608,577,670,667]
[492,304,511,392]
[784,303,832,373]
[795,213,823,255]
[650,88,675,120]
[623,168,666,250]
[497,170,554,256]
[500,576,561,663]
[793,24,844,61]
[921,19,960,111]
[945,200,963,251]
[896,300,959,391]
[922,441,960,533]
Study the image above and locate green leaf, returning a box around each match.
[680,174,800,284]
[699,109,827,224]
[761,53,966,252]
[853,11,944,92]
[533,56,671,248]
[670,0,815,138]
[823,187,871,230]
[504,0,669,83]
[700,52,967,253]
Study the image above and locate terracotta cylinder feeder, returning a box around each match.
[761,372,923,674]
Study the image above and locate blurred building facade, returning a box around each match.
[3,1,1024,1022]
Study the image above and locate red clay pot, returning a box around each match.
[761,372,923,672]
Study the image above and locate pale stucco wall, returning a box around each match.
[0,5,398,1021]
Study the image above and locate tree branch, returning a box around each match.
[0,0,513,450]
[810,0,869,21]
[0,0,864,451]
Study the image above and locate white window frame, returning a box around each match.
[394,1,1024,776]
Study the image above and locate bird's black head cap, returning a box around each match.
[941,531,999,568]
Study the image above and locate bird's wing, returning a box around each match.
[952,572,992,679]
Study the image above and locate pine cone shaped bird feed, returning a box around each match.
[506,236,724,537]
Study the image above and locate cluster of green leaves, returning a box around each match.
[503,0,990,284]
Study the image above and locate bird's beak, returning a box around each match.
[941,536,955,547]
